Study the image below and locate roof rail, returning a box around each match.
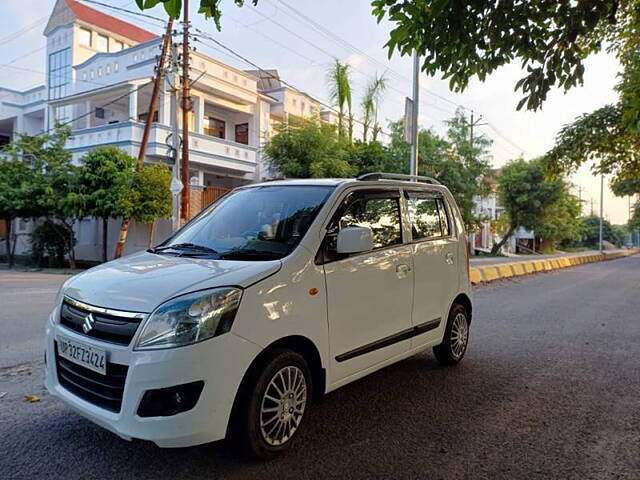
[356,172,441,185]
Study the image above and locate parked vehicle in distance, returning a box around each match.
[44,172,473,459]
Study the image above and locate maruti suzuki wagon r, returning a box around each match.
[45,172,473,459]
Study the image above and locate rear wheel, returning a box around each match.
[232,350,311,459]
[433,304,469,365]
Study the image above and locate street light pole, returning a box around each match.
[599,174,604,253]
[409,52,419,180]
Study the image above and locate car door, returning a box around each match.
[405,190,460,348]
[321,188,414,383]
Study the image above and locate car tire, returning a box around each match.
[231,349,312,460]
[433,304,470,365]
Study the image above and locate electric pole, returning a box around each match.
[468,110,487,157]
[169,39,182,232]
[180,0,192,223]
[409,52,419,180]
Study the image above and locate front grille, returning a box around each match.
[55,344,128,413]
[60,300,143,346]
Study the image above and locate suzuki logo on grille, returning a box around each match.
[83,313,96,334]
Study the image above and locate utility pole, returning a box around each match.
[169,39,182,232]
[468,110,487,148]
[577,185,583,216]
[599,174,604,253]
[409,52,419,180]
[180,0,192,223]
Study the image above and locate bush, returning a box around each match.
[30,221,72,268]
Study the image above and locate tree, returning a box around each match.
[3,126,82,269]
[372,0,634,111]
[534,186,582,252]
[327,59,353,141]
[493,158,564,254]
[0,156,32,267]
[120,164,173,248]
[135,0,257,25]
[361,74,387,142]
[77,146,136,262]
[264,118,355,178]
[546,7,640,183]
[580,215,626,247]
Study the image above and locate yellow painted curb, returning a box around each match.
[497,264,514,278]
[511,263,525,275]
[469,268,482,284]
[470,249,639,284]
[480,266,500,282]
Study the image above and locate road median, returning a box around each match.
[470,249,639,284]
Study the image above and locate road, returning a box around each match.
[1,257,639,479]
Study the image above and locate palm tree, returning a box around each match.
[327,59,352,141]
[361,73,387,142]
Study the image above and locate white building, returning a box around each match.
[1,0,332,262]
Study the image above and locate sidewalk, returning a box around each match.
[469,249,639,284]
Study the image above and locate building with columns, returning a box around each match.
[1,0,331,261]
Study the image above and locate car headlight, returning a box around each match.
[135,287,243,350]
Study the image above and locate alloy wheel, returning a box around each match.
[259,365,307,446]
[450,312,469,359]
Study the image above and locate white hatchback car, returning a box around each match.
[44,172,473,458]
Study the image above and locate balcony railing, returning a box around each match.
[66,122,257,174]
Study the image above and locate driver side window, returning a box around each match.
[339,196,402,249]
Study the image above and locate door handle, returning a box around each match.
[445,253,454,265]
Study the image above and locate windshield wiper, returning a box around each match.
[219,249,282,260]
[148,243,218,255]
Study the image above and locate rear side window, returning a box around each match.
[407,195,451,240]
[339,196,402,249]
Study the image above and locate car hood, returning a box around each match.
[63,251,282,312]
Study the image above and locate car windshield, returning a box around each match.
[157,185,334,260]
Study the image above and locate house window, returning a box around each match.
[235,123,249,145]
[138,111,158,123]
[79,28,91,47]
[96,33,109,52]
[95,107,105,119]
[204,116,225,139]
[48,48,71,100]
[112,41,124,52]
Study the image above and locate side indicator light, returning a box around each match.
[309,288,319,296]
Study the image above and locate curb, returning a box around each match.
[470,249,639,285]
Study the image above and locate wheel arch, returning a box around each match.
[451,292,472,324]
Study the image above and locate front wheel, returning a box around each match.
[433,304,470,365]
[232,350,311,459]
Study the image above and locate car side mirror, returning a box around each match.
[336,226,373,254]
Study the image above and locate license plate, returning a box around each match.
[57,335,107,375]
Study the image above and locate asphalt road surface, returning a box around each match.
[1,257,639,479]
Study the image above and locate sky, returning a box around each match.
[0,0,631,224]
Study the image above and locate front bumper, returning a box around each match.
[44,314,261,448]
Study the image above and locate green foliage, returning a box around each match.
[494,157,565,252]
[264,118,355,178]
[136,0,258,27]
[546,6,640,183]
[534,185,583,247]
[78,146,136,220]
[121,163,173,224]
[327,59,353,140]
[580,215,627,247]
[610,176,640,196]
[372,0,630,111]
[30,221,71,268]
